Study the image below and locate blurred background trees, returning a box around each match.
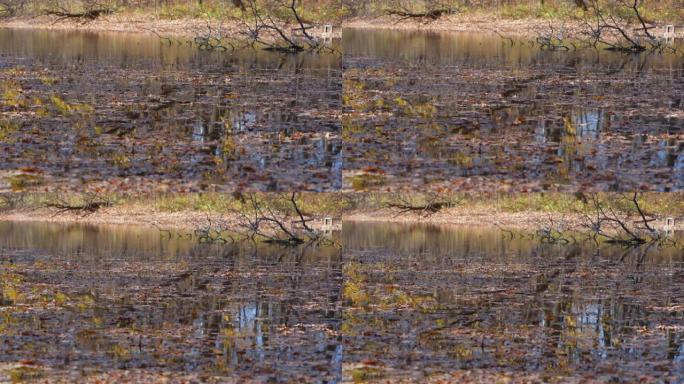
[1,0,681,27]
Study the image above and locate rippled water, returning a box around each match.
[342,221,684,382]
[0,221,682,382]
[343,29,684,192]
[0,221,343,382]
[0,29,342,192]
[0,28,340,70]
[2,27,683,193]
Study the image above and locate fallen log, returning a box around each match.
[44,200,111,216]
[45,8,113,22]
[386,8,453,21]
[386,201,451,215]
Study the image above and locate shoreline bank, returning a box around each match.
[0,207,343,232]
[0,209,564,234]
[0,201,572,231]
[1,191,683,233]
[3,206,679,233]
[0,14,560,39]
[0,14,343,38]
[342,15,563,37]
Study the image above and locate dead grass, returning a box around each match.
[1,192,681,232]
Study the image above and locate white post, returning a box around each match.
[323,24,333,39]
[664,25,675,39]
[664,217,675,233]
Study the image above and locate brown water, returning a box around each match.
[0,221,343,382]
[343,29,684,192]
[0,28,341,69]
[0,220,682,382]
[343,29,684,67]
[3,28,684,193]
[342,221,684,382]
[0,29,342,193]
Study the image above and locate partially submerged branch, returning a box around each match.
[193,216,234,244]
[579,0,663,53]
[514,0,678,55]
[535,216,571,244]
[150,193,334,248]
[144,1,336,54]
[536,22,576,51]
[538,192,669,248]
[578,193,649,246]
[385,192,459,217]
[193,21,235,51]
[234,0,329,53]
[43,193,112,216]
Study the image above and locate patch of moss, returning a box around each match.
[6,366,43,383]
[349,174,386,191]
[0,120,19,142]
[343,281,370,307]
[6,174,44,192]
[1,81,25,108]
[350,366,385,382]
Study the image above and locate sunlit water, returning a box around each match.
[0,221,343,382]
[0,29,342,192]
[342,221,684,382]
[343,29,684,192]
[0,220,682,381]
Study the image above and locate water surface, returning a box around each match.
[0,29,342,192]
[0,221,343,382]
[342,221,684,382]
[1,220,682,382]
[343,29,684,192]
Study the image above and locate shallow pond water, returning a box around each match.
[343,29,684,192]
[0,221,343,383]
[0,29,342,192]
[342,221,684,382]
[0,220,682,382]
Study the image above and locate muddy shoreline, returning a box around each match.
[0,14,561,39]
[0,15,228,36]
[0,208,343,232]
[0,207,631,233]
[4,205,681,234]
[0,14,343,38]
[0,204,571,232]
[342,15,571,37]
